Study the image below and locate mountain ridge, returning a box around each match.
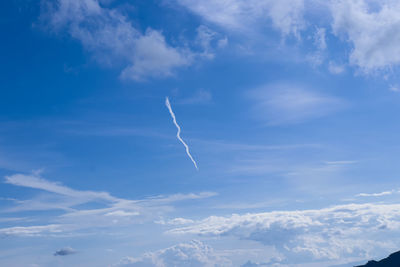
[355,251,400,267]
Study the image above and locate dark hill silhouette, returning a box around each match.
[355,251,400,267]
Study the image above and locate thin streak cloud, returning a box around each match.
[165,97,198,170]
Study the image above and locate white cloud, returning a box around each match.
[2,173,216,236]
[114,240,231,267]
[330,0,400,72]
[44,0,400,78]
[176,0,305,37]
[356,191,394,197]
[306,27,327,67]
[196,26,217,59]
[168,203,400,264]
[0,224,64,237]
[248,84,346,125]
[120,30,193,80]
[44,0,193,80]
[155,217,195,225]
[314,27,327,51]
[176,0,400,74]
[5,173,116,202]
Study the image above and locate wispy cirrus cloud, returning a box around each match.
[5,173,116,202]
[356,191,395,197]
[1,173,216,237]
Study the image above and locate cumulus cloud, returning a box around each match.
[168,203,400,264]
[54,247,77,256]
[330,0,400,72]
[248,84,346,125]
[43,0,194,80]
[114,240,231,267]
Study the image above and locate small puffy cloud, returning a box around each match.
[114,240,231,267]
[169,203,400,264]
[54,247,77,256]
[328,61,346,74]
[248,83,346,125]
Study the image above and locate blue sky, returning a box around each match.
[2,0,400,266]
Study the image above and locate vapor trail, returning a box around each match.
[165,97,198,170]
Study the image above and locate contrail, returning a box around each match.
[165,97,198,170]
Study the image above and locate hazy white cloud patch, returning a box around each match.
[114,240,231,267]
[389,85,400,92]
[177,89,212,105]
[176,0,305,38]
[195,25,228,59]
[168,203,400,264]
[248,83,346,125]
[328,61,346,74]
[313,27,327,51]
